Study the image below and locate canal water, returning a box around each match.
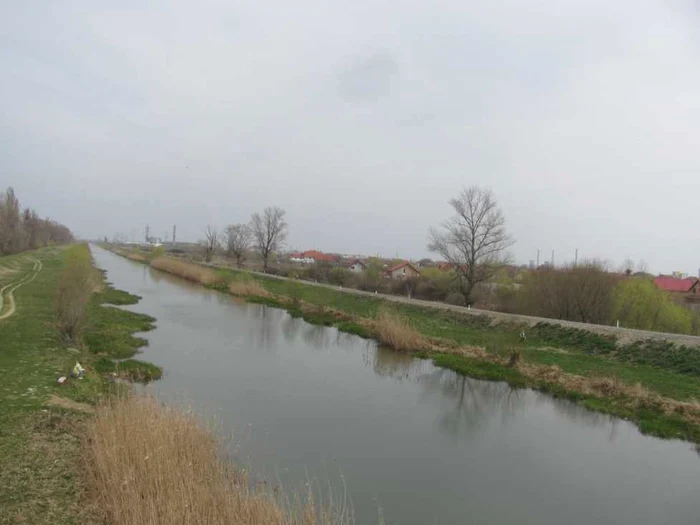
[91,247,699,525]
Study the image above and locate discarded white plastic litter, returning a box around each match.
[57,376,67,385]
[71,362,85,379]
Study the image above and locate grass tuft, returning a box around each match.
[228,278,271,298]
[375,310,425,352]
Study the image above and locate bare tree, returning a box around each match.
[621,258,635,277]
[223,223,252,268]
[201,225,220,263]
[250,207,288,271]
[428,186,514,304]
[637,259,649,275]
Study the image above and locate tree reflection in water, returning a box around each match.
[249,305,280,351]
[280,314,375,354]
[364,345,625,441]
[419,369,525,437]
[365,346,429,382]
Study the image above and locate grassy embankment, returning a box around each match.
[0,245,158,523]
[0,246,356,525]
[129,252,700,443]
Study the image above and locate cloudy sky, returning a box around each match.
[2,1,699,273]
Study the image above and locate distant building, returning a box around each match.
[653,276,699,294]
[346,259,367,273]
[290,250,340,264]
[654,275,700,311]
[386,261,420,279]
[437,262,454,272]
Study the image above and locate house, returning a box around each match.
[290,250,340,264]
[437,261,469,273]
[289,252,314,264]
[653,276,699,294]
[437,262,454,272]
[386,261,420,279]
[654,275,700,311]
[346,259,366,273]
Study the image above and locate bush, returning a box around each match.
[612,278,694,334]
[306,261,333,283]
[56,245,96,342]
[445,292,467,306]
[329,267,350,286]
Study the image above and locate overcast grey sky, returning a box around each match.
[2,1,699,273]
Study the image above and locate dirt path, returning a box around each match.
[0,258,42,321]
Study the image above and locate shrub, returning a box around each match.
[56,246,96,342]
[329,267,350,286]
[445,292,467,306]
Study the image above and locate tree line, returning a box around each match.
[201,206,288,271]
[189,187,696,335]
[0,187,74,256]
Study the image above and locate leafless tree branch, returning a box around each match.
[428,186,514,304]
[223,224,252,268]
[250,207,288,271]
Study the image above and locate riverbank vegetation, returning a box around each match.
[88,396,351,525]
[109,250,700,442]
[151,255,219,285]
[0,244,159,522]
[374,310,425,352]
[56,245,98,341]
[1,244,363,524]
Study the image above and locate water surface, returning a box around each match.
[92,247,700,525]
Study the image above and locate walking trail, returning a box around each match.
[0,258,42,320]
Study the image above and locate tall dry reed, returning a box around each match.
[86,396,353,525]
[228,278,271,297]
[150,257,220,285]
[375,310,424,352]
[126,252,147,262]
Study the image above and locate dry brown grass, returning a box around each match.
[126,252,147,262]
[229,279,271,297]
[374,310,425,352]
[150,257,220,285]
[86,396,353,525]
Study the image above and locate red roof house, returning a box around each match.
[386,262,420,279]
[301,250,340,263]
[653,276,699,293]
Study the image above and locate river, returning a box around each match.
[91,246,700,525]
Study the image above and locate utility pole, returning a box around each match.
[536,249,540,267]
[551,250,555,267]
[172,225,176,246]
[145,225,150,244]
[574,248,578,266]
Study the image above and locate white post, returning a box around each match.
[616,319,620,328]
